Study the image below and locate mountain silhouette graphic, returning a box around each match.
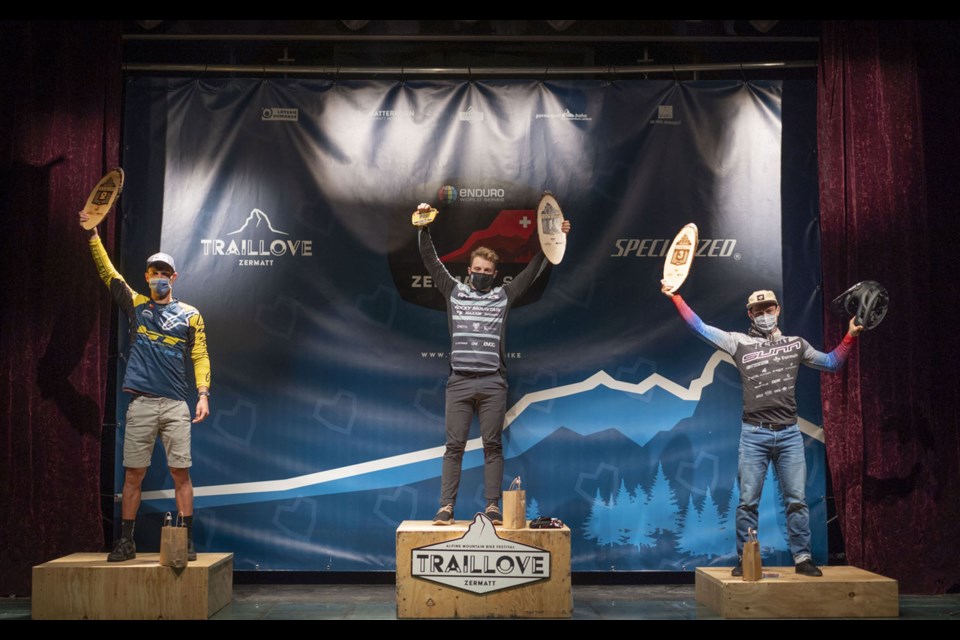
[439,209,538,263]
[228,208,288,236]
[460,513,498,541]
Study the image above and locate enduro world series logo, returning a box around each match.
[387,181,551,311]
[411,513,550,594]
[200,208,313,267]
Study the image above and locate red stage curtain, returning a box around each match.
[0,21,122,595]
[819,20,960,594]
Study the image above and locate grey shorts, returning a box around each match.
[123,395,192,469]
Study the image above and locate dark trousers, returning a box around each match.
[440,371,507,507]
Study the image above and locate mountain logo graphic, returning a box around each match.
[199,207,312,265]
[228,208,289,236]
[438,209,537,263]
[410,512,551,594]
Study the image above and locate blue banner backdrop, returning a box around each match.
[118,78,824,571]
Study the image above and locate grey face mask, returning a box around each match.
[752,313,778,333]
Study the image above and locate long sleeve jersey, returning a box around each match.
[90,236,211,401]
[419,227,547,376]
[671,294,855,426]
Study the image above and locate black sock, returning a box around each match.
[183,515,194,541]
[121,519,135,540]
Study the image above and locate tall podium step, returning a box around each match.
[696,565,899,618]
[396,518,572,619]
[32,552,233,620]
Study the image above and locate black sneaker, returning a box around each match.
[795,559,823,577]
[731,562,743,577]
[187,538,197,562]
[485,504,503,525]
[107,537,136,562]
[433,504,454,525]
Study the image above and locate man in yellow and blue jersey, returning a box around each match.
[80,211,211,562]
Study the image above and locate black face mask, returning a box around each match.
[470,272,495,291]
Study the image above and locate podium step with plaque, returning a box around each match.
[696,565,899,619]
[32,552,233,620]
[396,516,571,619]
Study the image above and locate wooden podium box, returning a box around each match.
[32,553,233,620]
[696,565,899,619]
[396,519,572,619]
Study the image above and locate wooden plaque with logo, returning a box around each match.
[662,222,698,293]
[81,168,124,230]
[536,192,566,265]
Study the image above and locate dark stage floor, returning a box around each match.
[3,583,959,620]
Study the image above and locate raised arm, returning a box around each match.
[663,286,740,356]
[504,219,571,301]
[801,319,862,372]
[418,226,458,300]
[81,210,140,311]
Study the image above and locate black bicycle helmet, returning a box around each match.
[830,280,889,331]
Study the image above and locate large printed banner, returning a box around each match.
[119,78,826,571]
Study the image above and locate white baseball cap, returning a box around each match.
[746,290,779,309]
[146,252,176,272]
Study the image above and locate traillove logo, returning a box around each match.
[199,208,313,268]
[411,513,551,594]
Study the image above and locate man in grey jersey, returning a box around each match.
[417,203,570,525]
[663,284,863,576]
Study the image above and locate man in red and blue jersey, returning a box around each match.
[663,283,862,577]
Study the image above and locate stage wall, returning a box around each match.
[117,77,825,571]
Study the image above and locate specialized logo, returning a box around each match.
[411,513,550,594]
[611,237,739,260]
[261,108,299,122]
[741,340,801,364]
[200,208,313,267]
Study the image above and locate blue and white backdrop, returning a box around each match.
[117,77,827,571]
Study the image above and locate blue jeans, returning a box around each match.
[736,423,810,564]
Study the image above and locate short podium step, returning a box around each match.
[696,565,899,618]
[32,552,233,620]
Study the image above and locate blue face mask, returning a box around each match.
[149,277,171,297]
[753,313,778,333]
